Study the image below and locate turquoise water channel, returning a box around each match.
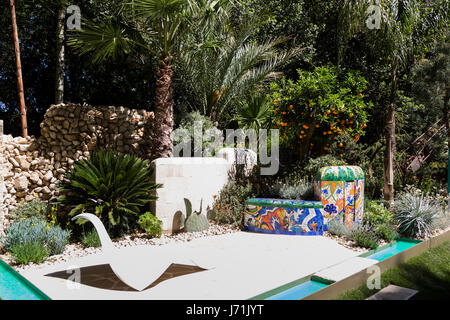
[265,280,328,300]
[264,239,420,300]
[0,259,50,300]
[364,240,419,261]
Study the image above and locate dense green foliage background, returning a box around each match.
[1,0,448,195]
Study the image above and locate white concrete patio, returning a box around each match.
[20,232,362,300]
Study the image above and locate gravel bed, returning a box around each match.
[3,224,449,274]
[1,221,240,273]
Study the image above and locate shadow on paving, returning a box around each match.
[44,263,206,292]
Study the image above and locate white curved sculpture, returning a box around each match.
[72,213,206,291]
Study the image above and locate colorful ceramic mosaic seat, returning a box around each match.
[243,198,326,235]
[243,166,365,236]
[314,166,364,228]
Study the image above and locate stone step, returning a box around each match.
[367,285,418,300]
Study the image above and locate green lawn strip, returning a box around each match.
[335,240,450,300]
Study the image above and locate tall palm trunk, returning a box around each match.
[9,0,27,137]
[384,58,398,204]
[152,56,174,159]
[55,5,65,104]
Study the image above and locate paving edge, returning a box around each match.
[302,229,450,300]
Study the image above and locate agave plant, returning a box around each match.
[393,192,441,238]
[57,150,162,236]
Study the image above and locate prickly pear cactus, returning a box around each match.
[184,198,209,233]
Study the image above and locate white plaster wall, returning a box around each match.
[150,157,232,233]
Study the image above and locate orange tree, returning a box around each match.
[269,66,371,160]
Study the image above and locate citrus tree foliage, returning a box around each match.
[269,66,371,160]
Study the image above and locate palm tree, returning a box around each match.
[179,11,297,124]
[234,93,272,132]
[337,0,422,204]
[69,0,222,159]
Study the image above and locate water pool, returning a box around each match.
[0,259,50,300]
[265,280,328,300]
[364,240,420,262]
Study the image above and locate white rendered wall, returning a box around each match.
[150,157,232,233]
[150,148,257,233]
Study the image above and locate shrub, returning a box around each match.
[46,225,71,255]
[184,199,209,233]
[393,192,441,238]
[364,200,394,227]
[350,224,379,249]
[9,198,49,221]
[278,181,314,200]
[327,219,352,239]
[1,217,70,256]
[373,223,398,242]
[10,242,50,265]
[138,212,163,238]
[80,229,101,248]
[57,150,162,237]
[174,111,222,156]
[210,179,253,227]
[269,66,370,159]
[303,155,347,180]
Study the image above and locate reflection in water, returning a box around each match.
[45,263,206,291]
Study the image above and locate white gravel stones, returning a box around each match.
[3,221,240,273]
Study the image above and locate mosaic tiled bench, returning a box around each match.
[314,166,365,228]
[243,198,326,236]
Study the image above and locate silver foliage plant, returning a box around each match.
[393,190,444,238]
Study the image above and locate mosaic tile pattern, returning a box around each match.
[316,166,365,228]
[243,166,365,236]
[316,166,364,181]
[243,199,325,235]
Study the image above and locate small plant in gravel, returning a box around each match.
[138,212,163,238]
[9,198,49,221]
[364,200,394,226]
[373,223,398,242]
[81,229,101,248]
[210,178,253,227]
[9,242,50,265]
[184,199,209,233]
[363,200,397,241]
[393,191,442,238]
[327,219,353,239]
[350,224,379,249]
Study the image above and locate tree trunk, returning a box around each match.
[383,59,398,204]
[299,121,316,161]
[9,0,27,137]
[152,56,174,159]
[444,86,449,202]
[55,5,65,104]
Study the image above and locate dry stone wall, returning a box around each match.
[0,103,155,233]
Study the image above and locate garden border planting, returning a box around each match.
[250,229,450,300]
